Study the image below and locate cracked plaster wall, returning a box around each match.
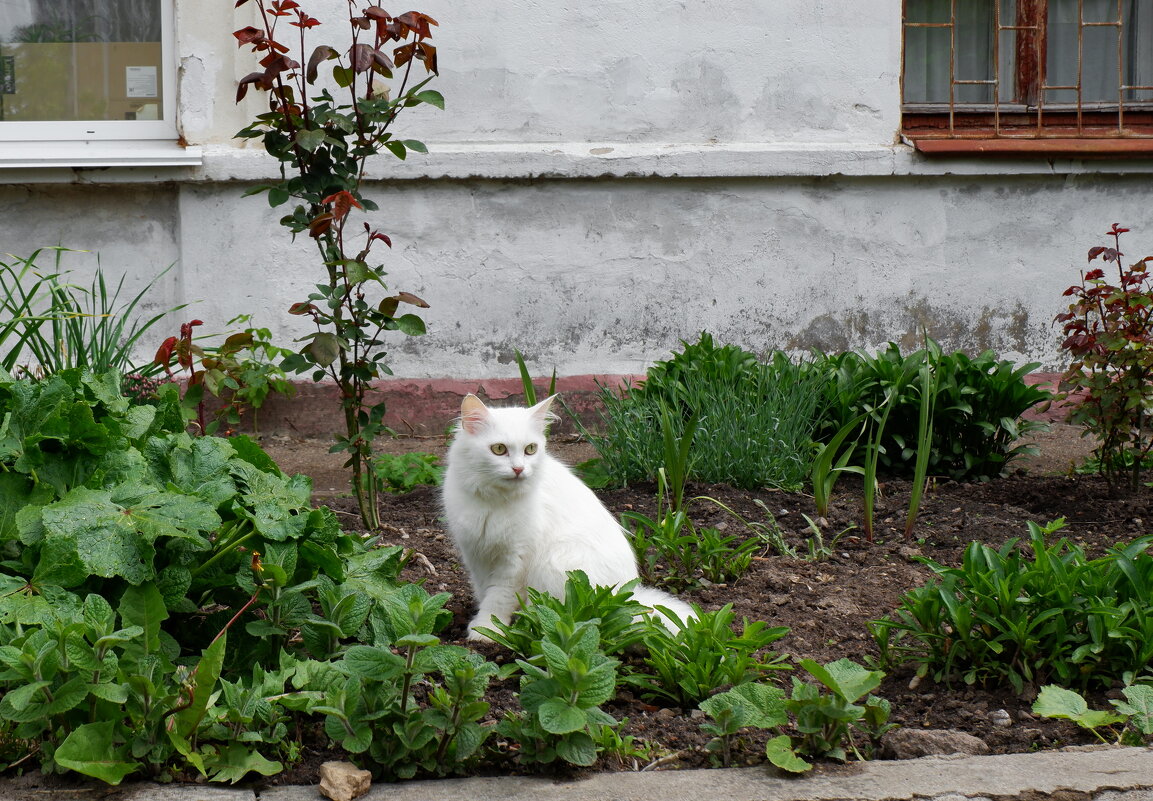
[1,0,1151,378]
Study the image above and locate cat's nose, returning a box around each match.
[512,466,524,477]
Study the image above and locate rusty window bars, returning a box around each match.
[902,0,1153,139]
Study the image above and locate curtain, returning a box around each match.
[13,0,159,43]
[905,0,1153,106]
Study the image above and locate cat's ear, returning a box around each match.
[528,394,558,427]
[460,393,490,435]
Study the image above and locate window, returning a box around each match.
[0,0,198,167]
[902,0,1153,153]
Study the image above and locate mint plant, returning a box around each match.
[233,1,443,529]
[497,619,623,768]
[478,570,649,660]
[1056,223,1153,492]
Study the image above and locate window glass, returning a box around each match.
[0,0,171,138]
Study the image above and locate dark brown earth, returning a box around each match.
[252,418,1153,777]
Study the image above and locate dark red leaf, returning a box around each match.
[306,45,338,83]
[234,26,266,45]
[1085,268,1105,281]
[416,41,437,73]
[322,190,364,221]
[369,231,392,248]
[291,12,321,29]
[1088,246,1108,262]
[393,41,415,68]
[288,301,318,315]
[154,336,177,366]
[396,11,438,37]
[308,212,335,238]
[351,43,375,72]
[365,6,391,20]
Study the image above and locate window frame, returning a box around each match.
[0,0,199,168]
[901,0,1153,154]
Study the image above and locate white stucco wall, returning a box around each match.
[2,0,1151,378]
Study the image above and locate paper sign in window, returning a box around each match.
[126,66,158,99]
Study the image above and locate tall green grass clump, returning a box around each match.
[814,341,1051,482]
[586,333,826,491]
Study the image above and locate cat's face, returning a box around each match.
[456,393,554,486]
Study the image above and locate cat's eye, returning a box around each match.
[490,443,508,455]
[525,443,538,455]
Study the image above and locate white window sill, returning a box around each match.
[0,139,203,169]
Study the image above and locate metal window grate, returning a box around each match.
[902,0,1153,139]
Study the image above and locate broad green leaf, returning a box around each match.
[765,734,811,773]
[342,259,381,285]
[413,89,444,109]
[268,187,291,207]
[230,460,310,541]
[296,129,326,151]
[554,730,597,766]
[1114,685,1153,735]
[798,658,884,703]
[1033,685,1125,730]
[343,645,405,680]
[302,332,341,368]
[394,313,426,336]
[89,682,130,704]
[538,698,587,735]
[403,139,428,153]
[208,745,282,783]
[55,721,138,784]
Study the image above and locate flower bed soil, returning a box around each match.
[258,422,1151,779]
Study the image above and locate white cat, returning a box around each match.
[441,393,695,641]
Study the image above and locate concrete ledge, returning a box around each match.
[11,746,1139,801]
[258,747,1153,801]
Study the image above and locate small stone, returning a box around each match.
[989,708,1013,728]
[318,761,372,801]
[689,708,705,719]
[653,707,678,722]
[880,728,991,759]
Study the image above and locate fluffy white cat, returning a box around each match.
[441,393,695,640]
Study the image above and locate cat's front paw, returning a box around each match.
[466,626,495,644]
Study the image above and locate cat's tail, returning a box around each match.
[630,585,696,632]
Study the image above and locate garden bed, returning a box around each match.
[255,421,1148,778]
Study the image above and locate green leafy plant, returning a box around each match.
[496,619,623,768]
[1032,684,1153,744]
[787,658,892,763]
[814,343,1049,482]
[477,571,649,660]
[0,248,181,379]
[153,316,296,435]
[1056,224,1153,493]
[371,451,443,494]
[871,519,1153,693]
[632,605,790,708]
[699,682,789,768]
[233,0,443,529]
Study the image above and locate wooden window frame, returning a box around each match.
[902,0,1153,155]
